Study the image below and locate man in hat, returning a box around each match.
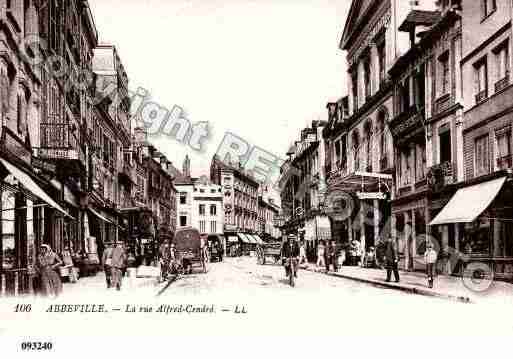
[281,234,300,278]
[424,240,438,288]
[102,242,114,289]
[110,242,127,290]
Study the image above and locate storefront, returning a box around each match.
[0,128,72,296]
[430,175,513,279]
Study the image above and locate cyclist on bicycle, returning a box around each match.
[281,234,300,278]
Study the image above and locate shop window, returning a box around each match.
[475,134,490,176]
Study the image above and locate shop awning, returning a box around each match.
[89,208,113,224]
[247,234,260,244]
[228,236,239,243]
[252,235,264,245]
[237,233,252,244]
[244,234,257,244]
[0,158,72,218]
[430,177,507,225]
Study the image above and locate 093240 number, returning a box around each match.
[20,342,53,351]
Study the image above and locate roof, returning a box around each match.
[398,10,441,32]
[167,162,193,185]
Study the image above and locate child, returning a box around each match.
[424,242,438,288]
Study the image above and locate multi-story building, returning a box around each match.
[324,0,441,264]
[210,155,259,248]
[258,196,280,240]
[280,121,331,260]
[430,0,513,280]
[0,0,99,295]
[389,0,463,272]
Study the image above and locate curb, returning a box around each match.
[304,267,472,304]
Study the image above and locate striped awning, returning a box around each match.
[237,233,251,244]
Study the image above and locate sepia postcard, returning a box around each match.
[1,0,513,357]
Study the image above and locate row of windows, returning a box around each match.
[199,204,218,216]
[474,126,512,177]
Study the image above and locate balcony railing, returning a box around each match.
[475,89,487,104]
[497,154,513,170]
[390,105,424,139]
[427,161,455,192]
[495,75,510,93]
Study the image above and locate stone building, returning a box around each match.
[389,0,464,271]
[430,0,513,280]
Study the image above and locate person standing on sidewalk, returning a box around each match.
[316,240,326,269]
[326,240,338,272]
[102,242,114,289]
[383,236,400,283]
[110,243,127,291]
[424,241,438,288]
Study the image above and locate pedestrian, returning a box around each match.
[102,242,114,288]
[424,241,438,288]
[383,237,400,283]
[299,241,307,265]
[325,240,338,272]
[316,240,326,268]
[37,244,63,297]
[365,246,376,268]
[159,242,171,281]
[110,242,127,291]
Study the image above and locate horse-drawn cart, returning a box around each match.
[173,227,209,274]
[256,241,282,265]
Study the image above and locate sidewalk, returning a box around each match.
[303,263,513,304]
[60,270,161,299]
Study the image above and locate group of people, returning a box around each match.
[282,234,439,289]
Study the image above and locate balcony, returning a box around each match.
[497,155,512,170]
[475,89,487,104]
[37,123,86,175]
[434,94,453,115]
[389,105,425,140]
[427,161,455,192]
[118,161,137,186]
[495,75,510,93]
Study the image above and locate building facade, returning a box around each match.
[430,0,513,280]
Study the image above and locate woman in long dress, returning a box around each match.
[37,244,63,297]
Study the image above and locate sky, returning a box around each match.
[88,0,351,180]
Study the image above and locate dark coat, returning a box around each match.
[384,240,398,263]
[281,241,300,258]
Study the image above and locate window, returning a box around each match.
[199,204,205,216]
[474,58,488,103]
[416,142,427,182]
[364,55,371,99]
[179,193,187,205]
[210,221,217,233]
[179,215,187,227]
[439,125,452,164]
[481,0,497,19]
[200,220,206,233]
[439,52,450,96]
[496,127,512,170]
[378,41,386,85]
[351,71,358,111]
[475,135,490,176]
[494,42,510,92]
[400,80,410,113]
[210,204,217,216]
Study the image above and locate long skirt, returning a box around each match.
[40,268,63,297]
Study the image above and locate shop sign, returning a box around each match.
[357,192,387,200]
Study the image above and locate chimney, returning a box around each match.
[183,155,191,178]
